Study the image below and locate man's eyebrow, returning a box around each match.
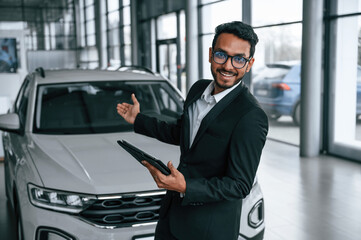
[214,48,247,57]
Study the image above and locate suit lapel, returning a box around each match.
[182,82,209,152]
[189,81,245,150]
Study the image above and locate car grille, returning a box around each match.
[79,191,165,228]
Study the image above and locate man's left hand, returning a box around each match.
[142,161,186,194]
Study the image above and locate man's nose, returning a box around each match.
[223,57,234,69]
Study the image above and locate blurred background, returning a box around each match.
[1,0,361,161]
[1,0,361,239]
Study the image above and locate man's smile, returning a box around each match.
[218,70,237,77]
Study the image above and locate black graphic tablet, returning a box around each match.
[117,140,171,176]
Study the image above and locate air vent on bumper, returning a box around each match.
[79,191,165,228]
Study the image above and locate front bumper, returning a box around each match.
[20,194,158,240]
[238,181,265,240]
[19,182,264,240]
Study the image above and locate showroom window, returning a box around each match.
[106,0,132,69]
[79,0,98,68]
[252,0,303,146]
[198,0,243,80]
[327,0,361,161]
[198,0,303,146]
[122,1,132,66]
[156,11,186,93]
[25,0,76,51]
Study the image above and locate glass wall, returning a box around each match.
[107,0,121,68]
[327,0,361,161]
[156,11,186,93]
[122,1,132,66]
[199,0,243,80]
[251,22,302,146]
[251,0,303,146]
[106,0,132,69]
[198,0,303,146]
[25,0,76,51]
[78,0,98,68]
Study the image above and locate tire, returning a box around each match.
[269,113,282,121]
[293,102,301,126]
[4,157,10,201]
[14,192,24,240]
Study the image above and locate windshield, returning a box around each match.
[33,81,183,134]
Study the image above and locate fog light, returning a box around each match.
[248,199,264,228]
[36,227,75,240]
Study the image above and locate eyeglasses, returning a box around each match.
[212,51,251,69]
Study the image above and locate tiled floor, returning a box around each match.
[1,139,361,240]
[258,140,361,240]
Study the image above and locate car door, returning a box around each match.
[4,76,31,201]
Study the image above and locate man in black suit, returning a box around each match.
[117,21,268,240]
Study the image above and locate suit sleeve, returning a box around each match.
[181,107,268,205]
[133,80,209,146]
[134,113,182,146]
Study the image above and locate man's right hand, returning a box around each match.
[116,93,140,124]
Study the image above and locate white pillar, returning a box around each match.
[130,0,138,65]
[185,0,199,92]
[300,0,323,156]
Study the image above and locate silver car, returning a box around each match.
[0,67,265,240]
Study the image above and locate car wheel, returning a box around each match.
[4,157,10,201]
[268,113,282,121]
[293,102,301,126]
[14,193,24,240]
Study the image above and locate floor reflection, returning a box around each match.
[269,116,361,145]
[268,116,300,146]
[258,140,361,240]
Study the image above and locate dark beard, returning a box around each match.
[211,68,244,91]
[214,77,243,90]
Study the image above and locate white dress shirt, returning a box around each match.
[188,80,241,147]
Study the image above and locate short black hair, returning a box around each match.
[212,21,259,58]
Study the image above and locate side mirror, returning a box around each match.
[0,113,21,133]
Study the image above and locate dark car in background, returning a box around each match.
[253,62,361,125]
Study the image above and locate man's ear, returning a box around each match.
[246,58,255,73]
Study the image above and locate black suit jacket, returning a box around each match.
[134,80,268,240]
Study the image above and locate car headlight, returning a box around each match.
[28,184,96,213]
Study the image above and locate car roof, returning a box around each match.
[32,69,166,85]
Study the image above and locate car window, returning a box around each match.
[14,77,30,112]
[151,85,183,120]
[14,77,31,127]
[33,81,183,134]
[285,65,301,83]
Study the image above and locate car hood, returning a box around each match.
[27,132,180,195]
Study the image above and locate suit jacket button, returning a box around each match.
[182,163,187,167]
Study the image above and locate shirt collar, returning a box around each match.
[201,80,242,103]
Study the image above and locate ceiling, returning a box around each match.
[0,0,69,22]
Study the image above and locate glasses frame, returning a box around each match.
[212,51,252,69]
